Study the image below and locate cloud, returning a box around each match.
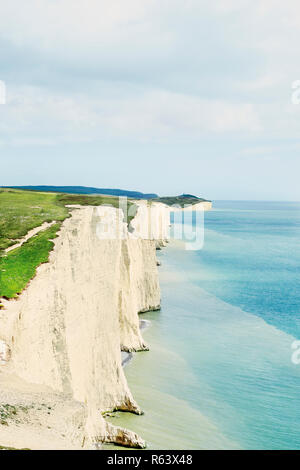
[0,85,261,147]
[0,0,299,201]
[0,0,265,93]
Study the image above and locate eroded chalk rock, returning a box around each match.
[0,340,11,364]
[104,422,146,449]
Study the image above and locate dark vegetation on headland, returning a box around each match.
[0,188,136,299]
[152,194,210,207]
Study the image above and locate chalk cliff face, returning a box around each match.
[0,202,170,449]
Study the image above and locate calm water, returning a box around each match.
[108,201,300,450]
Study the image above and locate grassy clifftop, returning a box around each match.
[0,189,69,252]
[4,185,158,199]
[0,189,135,299]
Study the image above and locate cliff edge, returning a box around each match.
[0,202,170,449]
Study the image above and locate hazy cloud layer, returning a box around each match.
[0,0,300,199]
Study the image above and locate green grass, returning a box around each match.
[56,193,137,223]
[0,189,136,253]
[0,189,69,252]
[0,223,61,298]
[0,189,137,299]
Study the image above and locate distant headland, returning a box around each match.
[1,186,210,206]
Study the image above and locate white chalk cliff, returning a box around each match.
[0,202,170,449]
[0,199,211,449]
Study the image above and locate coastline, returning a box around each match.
[121,320,151,367]
[0,202,170,449]
[114,202,300,450]
[0,199,212,449]
[106,240,239,450]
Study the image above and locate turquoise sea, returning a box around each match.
[108,201,300,450]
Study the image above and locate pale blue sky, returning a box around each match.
[1,1,300,200]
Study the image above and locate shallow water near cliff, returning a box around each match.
[108,201,300,450]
